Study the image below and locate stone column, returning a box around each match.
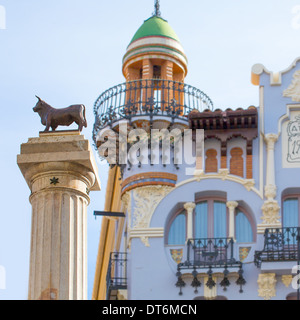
[264,134,279,200]
[226,201,238,240]
[17,131,100,300]
[184,202,196,241]
[257,133,281,233]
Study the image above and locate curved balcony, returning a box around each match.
[175,237,246,295]
[93,79,214,144]
[254,227,300,268]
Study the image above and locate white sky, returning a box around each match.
[0,0,299,300]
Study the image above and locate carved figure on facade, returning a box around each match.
[283,70,300,102]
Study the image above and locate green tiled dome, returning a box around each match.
[129,16,181,45]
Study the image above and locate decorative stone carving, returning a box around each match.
[122,192,132,249]
[260,200,281,225]
[257,273,277,300]
[283,70,300,102]
[132,185,173,229]
[281,275,293,288]
[122,192,132,218]
[287,115,300,163]
[243,179,255,191]
[226,201,239,211]
[184,202,196,211]
[258,133,281,233]
[264,133,279,149]
[194,169,205,182]
[219,168,229,180]
[281,111,300,168]
[129,185,173,247]
[264,184,277,200]
[140,236,150,247]
[128,228,164,248]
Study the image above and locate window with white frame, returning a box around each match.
[167,199,253,245]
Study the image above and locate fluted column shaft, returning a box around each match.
[17,132,100,300]
[28,168,90,300]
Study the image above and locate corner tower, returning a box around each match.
[122,10,188,83]
[92,1,213,301]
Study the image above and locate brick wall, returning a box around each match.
[230,147,244,178]
[205,149,218,173]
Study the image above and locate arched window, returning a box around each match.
[167,199,254,244]
[168,212,186,245]
[205,149,218,173]
[283,197,299,228]
[235,210,253,243]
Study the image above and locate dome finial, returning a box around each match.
[153,0,161,17]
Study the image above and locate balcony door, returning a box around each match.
[283,197,299,228]
[195,200,227,239]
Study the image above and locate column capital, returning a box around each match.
[226,201,239,210]
[264,133,279,148]
[17,131,100,192]
[184,202,196,211]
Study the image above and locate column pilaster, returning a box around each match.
[226,201,239,240]
[258,133,281,233]
[184,202,196,241]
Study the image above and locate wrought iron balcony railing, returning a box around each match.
[179,237,240,269]
[93,79,214,143]
[254,227,300,267]
[176,237,246,295]
[106,252,127,300]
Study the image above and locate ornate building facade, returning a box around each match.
[92,3,300,300]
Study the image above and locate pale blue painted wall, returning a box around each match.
[119,57,300,300]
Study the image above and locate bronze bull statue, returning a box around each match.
[33,96,87,132]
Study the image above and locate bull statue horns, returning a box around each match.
[35,95,41,101]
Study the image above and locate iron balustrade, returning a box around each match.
[254,227,300,267]
[182,237,238,268]
[106,252,127,300]
[176,237,246,295]
[93,79,214,144]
